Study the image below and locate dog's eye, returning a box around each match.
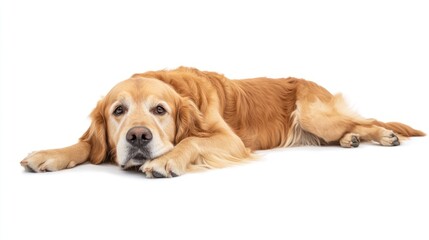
[113,105,126,116]
[153,105,166,115]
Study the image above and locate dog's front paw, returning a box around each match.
[20,151,75,173]
[139,157,184,178]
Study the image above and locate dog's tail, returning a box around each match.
[372,120,425,137]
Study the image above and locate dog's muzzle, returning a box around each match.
[120,126,153,169]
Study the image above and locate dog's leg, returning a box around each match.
[295,93,407,147]
[140,133,251,178]
[20,142,91,172]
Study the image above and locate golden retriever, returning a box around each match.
[21,67,425,177]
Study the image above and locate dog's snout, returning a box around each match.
[126,127,153,147]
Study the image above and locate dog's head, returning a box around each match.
[80,77,203,169]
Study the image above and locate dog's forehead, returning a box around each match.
[107,77,178,101]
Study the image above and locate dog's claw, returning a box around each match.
[392,139,400,146]
[351,136,360,147]
[152,171,166,178]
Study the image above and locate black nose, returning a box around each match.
[126,127,153,147]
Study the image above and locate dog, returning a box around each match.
[21,67,425,177]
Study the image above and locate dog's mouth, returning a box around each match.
[120,148,151,169]
[132,153,147,161]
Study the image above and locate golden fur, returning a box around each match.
[21,67,425,177]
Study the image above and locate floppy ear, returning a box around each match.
[79,98,108,164]
[175,97,208,144]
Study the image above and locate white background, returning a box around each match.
[1,0,428,239]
